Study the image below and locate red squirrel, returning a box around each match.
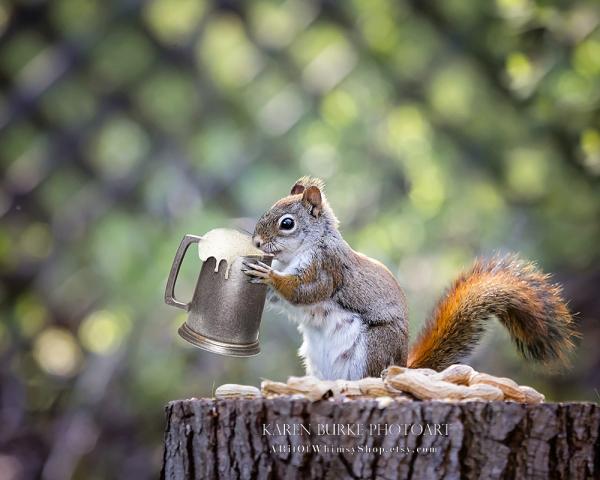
[242,176,577,380]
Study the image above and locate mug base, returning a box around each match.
[178,322,260,357]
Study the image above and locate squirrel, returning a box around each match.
[242,176,577,381]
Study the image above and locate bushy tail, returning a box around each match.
[408,254,577,370]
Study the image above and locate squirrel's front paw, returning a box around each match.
[242,261,274,285]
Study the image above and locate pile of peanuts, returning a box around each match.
[215,364,545,404]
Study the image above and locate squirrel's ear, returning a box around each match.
[302,186,322,217]
[290,183,305,195]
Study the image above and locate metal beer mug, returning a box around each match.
[164,233,272,357]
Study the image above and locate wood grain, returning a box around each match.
[161,399,599,479]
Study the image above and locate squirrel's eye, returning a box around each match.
[279,217,295,231]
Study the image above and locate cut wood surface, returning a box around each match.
[161,398,599,480]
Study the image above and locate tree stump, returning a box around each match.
[161,398,599,479]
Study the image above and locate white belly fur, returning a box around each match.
[294,301,367,380]
[270,256,367,380]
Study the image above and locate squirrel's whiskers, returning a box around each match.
[243,176,577,381]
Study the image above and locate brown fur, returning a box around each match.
[269,263,322,302]
[250,176,577,379]
[408,254,577,370]
[294,176,325,191]
[341,251,409,374]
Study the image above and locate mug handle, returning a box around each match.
[164,234,203,311]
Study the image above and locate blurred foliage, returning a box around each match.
[0,0,599,479]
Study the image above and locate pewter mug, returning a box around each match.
[164,234,272,357]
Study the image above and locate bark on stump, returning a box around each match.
[161,398,600,480]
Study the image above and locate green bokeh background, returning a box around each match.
[0,0,599,478]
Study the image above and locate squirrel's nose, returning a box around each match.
[253,235,263,248]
